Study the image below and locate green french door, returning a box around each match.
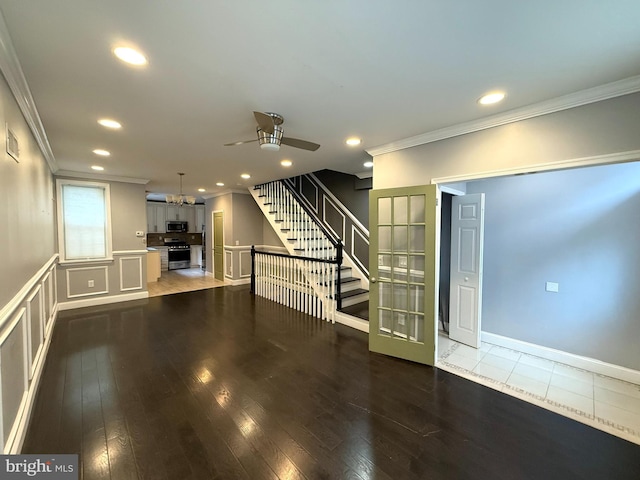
[369,185,437,365]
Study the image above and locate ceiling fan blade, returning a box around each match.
[253,111,275,134]
[281,137,321,151]
[224,139,258,146]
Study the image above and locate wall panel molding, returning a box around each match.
[65,265,109,299]
[119,256,143,292]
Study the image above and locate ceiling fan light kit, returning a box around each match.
[225,111,320,152]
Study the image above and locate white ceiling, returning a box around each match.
[1,1,640,198]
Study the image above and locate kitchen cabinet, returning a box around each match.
[191,245,203,267]
[147,203,167,233]
[146,202,203,232]
[147,249,161,282]
[157,247,169,271]
[195,205,205,233]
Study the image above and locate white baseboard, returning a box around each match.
[482,332,640,385]
[226,278,251,286]
[58,291,149,311]
[335,311,369,333]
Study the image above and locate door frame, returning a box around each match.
[211,210,224,281]
[429,150,640,358]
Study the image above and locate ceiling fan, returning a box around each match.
[224,111,320,152]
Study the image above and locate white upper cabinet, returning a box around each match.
[195,205,205,233]
[146,203,167,233]
[148,202,203,232]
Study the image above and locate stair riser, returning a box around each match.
[340,293,369,308]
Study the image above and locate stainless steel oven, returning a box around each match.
[165,239,191,270]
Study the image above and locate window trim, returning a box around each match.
[56,179,113,264]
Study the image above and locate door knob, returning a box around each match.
[371,277,377,283]
[464,277,469,282]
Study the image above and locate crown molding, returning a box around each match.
[0,11,58,173]
[201,188,250,199]
[55,170,149,184]
[367,75,640,157]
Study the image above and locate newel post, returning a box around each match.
[250,245,256,294]
[336,243,343,310]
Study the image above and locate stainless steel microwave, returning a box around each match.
[166,221,188,233]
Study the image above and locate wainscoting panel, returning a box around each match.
[26,286,43,379]
[225,250,233,278]
[0,255,58,454]
[0,308,27,449]
[239,250,252,278]
[66,265,109,298]
[119,256,143,292]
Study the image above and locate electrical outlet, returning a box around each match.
[88,280,94,288]
[545,281,559,293]
[136,231,144,237]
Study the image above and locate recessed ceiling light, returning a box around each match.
[241,174,251,179]
[113,46,148,66]
[280,159,292,167]
[478,91,506,105]
[92,149,110,156]
[346,137,361,146]
[97,118,122,129]
[216,182,225,187]
[91,165,104,171]
[197,188,206,192]
[364,161,374,168]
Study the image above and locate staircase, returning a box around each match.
[250,181,369,321]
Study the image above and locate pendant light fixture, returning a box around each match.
[166,172,196,205]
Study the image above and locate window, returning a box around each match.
[57,179,112,262]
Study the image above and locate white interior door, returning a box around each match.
[449,193,485,348]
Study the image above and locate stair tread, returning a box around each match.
[340,288,369,299]
[339,301,369,321]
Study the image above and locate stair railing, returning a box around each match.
[251,246,342,321]
[253,180,344,312]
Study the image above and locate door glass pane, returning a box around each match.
[410,195,425,224]
[379,309,392,335]
[378,254,391,280]
[410,314,424,343]
[393,283,407,311]
[393,196,408,224]
[393,226,407,251]
[378,226,391,251]
[378,197,391,224]
[409,255,425,282]
[379,282,392,308]
[409,285,424,313]
[393,255,407,282]
[409,225,425,253]
[394,312,407,339]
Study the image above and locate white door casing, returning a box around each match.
[449,193,485,348]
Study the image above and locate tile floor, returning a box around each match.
[437,333,640,445]
[147,267,226,297]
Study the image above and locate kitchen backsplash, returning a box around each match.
[147,232,203,246]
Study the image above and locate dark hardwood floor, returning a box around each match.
[24,286,640,479]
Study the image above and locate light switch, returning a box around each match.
[545,282,559,293]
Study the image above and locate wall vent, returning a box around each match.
[6,124,19,162]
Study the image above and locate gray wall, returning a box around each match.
[374,92,640,189]
[466,162,640,370]
[205,192,283,279]
[372,92,640,369]
[0,74,55,309]
[55,177,148,303]
[313,169,370,229]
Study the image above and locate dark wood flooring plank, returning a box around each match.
[22,286,640,480]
